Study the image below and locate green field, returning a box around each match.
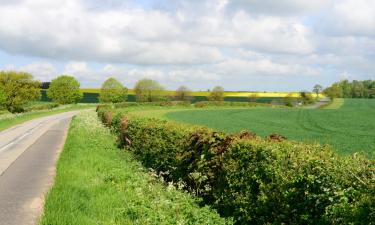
[165,99,375,156]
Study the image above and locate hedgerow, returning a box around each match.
[193,101,280,108]
[97,107,375,225]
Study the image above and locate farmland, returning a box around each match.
[166,99,375,156]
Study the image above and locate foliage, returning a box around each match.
[0,71,41,113]
[313,84,323,97]
[134,79,165,102]
[284,93,296,107]
[97,107,374,225]
[248,93,259,102]
[167,99,375,156]
[0,89,5,109]
[324,80,375,99]
[208,86,225,101]
[299,91,315,105]
[24,102,59,111]
[175,85,192,101]
[99,77,127,103]
[47,75,83,104]
[41,112,228,225]
[193,101,275,108]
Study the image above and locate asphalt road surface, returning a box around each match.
[0,111,79,225]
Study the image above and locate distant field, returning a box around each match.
[166,99,375,156]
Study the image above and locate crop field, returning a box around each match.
[166,99,375,156]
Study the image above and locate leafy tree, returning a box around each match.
[208,86,225,101]
[299,91,315,104]
[312,84,323,98]
[248,93,259,102]
[324,83,342,99]
[0,89,6,109]
[284,93,295,107]
[0,71,41,113]
[99,78,127,103]
[47,75,82,104]
[134,79,165,102]
[175,85,191,101]
[351,80,365,98]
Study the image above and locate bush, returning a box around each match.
[97,108,375,225]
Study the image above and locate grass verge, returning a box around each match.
[0,104,95,132]
[40,111,227,225]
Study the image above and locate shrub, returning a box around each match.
[24,102,59,111]
[97,108,375,225]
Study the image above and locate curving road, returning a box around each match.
[0,111,79,225]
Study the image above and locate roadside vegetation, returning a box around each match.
[98,105,374,225]
[40,111,228,225]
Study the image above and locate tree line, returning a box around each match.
[324,80,375,99]
[0,71,226,113]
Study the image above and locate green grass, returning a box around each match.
[166,99,375,156]
[0,104,95,132]
[40,112,228,225]
[321,98,344,109]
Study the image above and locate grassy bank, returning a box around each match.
[0,104,95,132]
[40,112,227,225]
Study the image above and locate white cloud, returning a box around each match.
[0,0,374,91]
[227,0,330,15]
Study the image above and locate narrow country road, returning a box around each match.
[0,111,79,225]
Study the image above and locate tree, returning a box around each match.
[0,89,6,109]
[99,78,127,103]
[175,85,191,101]
[47,75,82,104]
[324,83,342,99]
[208,86,225,101]
[134,79,164,102]
[248,93,259,102]
[299,91,315,104]
[312,84,323,98]
[0,71,41,113]
[284,93,295,107]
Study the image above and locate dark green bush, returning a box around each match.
[98,108,375,225]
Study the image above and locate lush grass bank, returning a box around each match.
[40,112,227,225]
[0,104,95,132]
[166,99,375,156]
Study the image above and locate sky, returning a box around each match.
[0,0,374,91]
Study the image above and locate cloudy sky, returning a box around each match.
[0,0,374,91]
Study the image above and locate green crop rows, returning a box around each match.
[166,99,375,156]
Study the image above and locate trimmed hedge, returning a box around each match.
[98,107,375,225]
